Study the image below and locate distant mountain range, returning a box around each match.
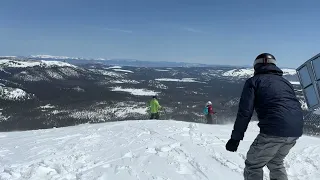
[2,55,250,68]
[0,57,311,133]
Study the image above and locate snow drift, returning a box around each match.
[0,120,319,180]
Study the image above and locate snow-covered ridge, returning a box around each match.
[222,68,297,78]
[0,121,318,180]
[0,59,77,68]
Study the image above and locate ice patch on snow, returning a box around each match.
[111,87,159,96]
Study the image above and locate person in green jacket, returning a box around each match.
[149,96,161,119]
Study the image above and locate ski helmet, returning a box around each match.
[206,101,212,106]
[254,53,276,66]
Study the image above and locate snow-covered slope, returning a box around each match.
[0,59,77,68]
[0,120,319,180]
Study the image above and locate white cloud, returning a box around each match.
[105,28,133,33]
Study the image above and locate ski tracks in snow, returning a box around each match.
[0,121,319,180]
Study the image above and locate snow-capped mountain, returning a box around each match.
[15,54,242,67]
[0,120,318,180]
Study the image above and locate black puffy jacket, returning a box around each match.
[231,64,304,140]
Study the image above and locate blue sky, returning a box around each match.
[0,0,319,67]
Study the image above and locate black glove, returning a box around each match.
[226,139,240,152]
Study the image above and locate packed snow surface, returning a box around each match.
[111,87,159,96]
[0,60,77,68]
[0,121,319,180]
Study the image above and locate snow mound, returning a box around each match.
[111,87,159,96]
[0,121,318,180]
[0,87,34,101]
[0,59,77,68]
[222,68,297,78]
[155,78,202,83]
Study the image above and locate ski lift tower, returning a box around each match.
[296,53,320,111]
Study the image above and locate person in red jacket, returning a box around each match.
[204,101,215,124]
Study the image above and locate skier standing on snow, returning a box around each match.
[149,96,161,119]
[225,53,303,180]
[203,101,215,124]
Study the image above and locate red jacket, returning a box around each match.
[207,105,214,114]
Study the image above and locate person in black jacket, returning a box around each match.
[225,53,304,180]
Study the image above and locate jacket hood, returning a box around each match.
[254,64,283,76]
